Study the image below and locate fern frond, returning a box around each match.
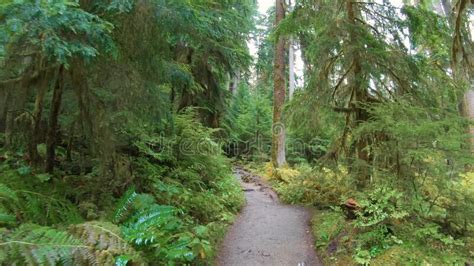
[70,221,143,265]
[0,224,88,265]
[122,205,179,246]
[0,183,18,203]
[113,188,138,223]
[0,211,16,225]
[127,205,176,227]
[0,183,83,225]
[0,222,144,265]
[18,190,83,225]
[71,221,130,250]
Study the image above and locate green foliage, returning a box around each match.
[268,0,474,264]
[413,223,464,248]
[0,0,253,264]
[355,99,473,233]
[312,210,346,249]
[0,221,144,265]
[0,0,115,65]
[0,224,86,265]
[108,111,244,263]
[110,188,216,263]
[350,187,409,264]
[223,83,273,160]
[1,0,472,265]
[272,164,352,206]
[403,5,451,61]
[113,188,138,224]
[355,187,408,228]
[70,221,142,265]
[0,157,83,225]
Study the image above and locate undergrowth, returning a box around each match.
[0,112,243,265]
[246,160,473,265]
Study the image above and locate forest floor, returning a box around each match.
[216,167,321,266]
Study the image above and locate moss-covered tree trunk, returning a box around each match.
[271,0,287,168]
[1,90,10,133]
[29,71,51,164]
[451,0,473,153]
[45,66,65,173]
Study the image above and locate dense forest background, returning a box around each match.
[0,0,473,265]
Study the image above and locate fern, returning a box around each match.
[0,211,16,225]
[0,183,18,203]
[0,182,82,225]
[112,191,204,262]
[113,188,138,224]
[122,204,179,246]
[0,224,87,265]
[0,183,18,225]
[71,221,132,252]
[18,191,83,225]
[0,222,144,265]
[70,221,143,265]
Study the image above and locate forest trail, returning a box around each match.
[216,168,321,266]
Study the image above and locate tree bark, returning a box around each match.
[4,106,14,149]
[66,120,76,162]
[71,60,94,141]
[29,71,51,164]
[463,88,474,153]
[450,0,474,152]
[271,0,287,168]
[45,66,65,173]
[289,38,296,100]
[229,69,240,95]
[0,90,10,133]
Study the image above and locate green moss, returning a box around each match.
[372,243,469,265]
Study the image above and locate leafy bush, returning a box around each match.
[269,163,352,206]
[355,187,408,228]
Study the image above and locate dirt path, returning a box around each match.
[216,168,321,266]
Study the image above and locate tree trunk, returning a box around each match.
[462,87,474,153]
[271,0,287,168]
[1,90,10,133]
[450,0,473,152]
[289,38,296,100]
[4,108,14,149]
[229,69,240,95]
[347,1,370,184]
[71,60,94,141]
[66,120,76,162]
[3,91,13,149]
[29,71,50,164]
[45,66,65,173]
